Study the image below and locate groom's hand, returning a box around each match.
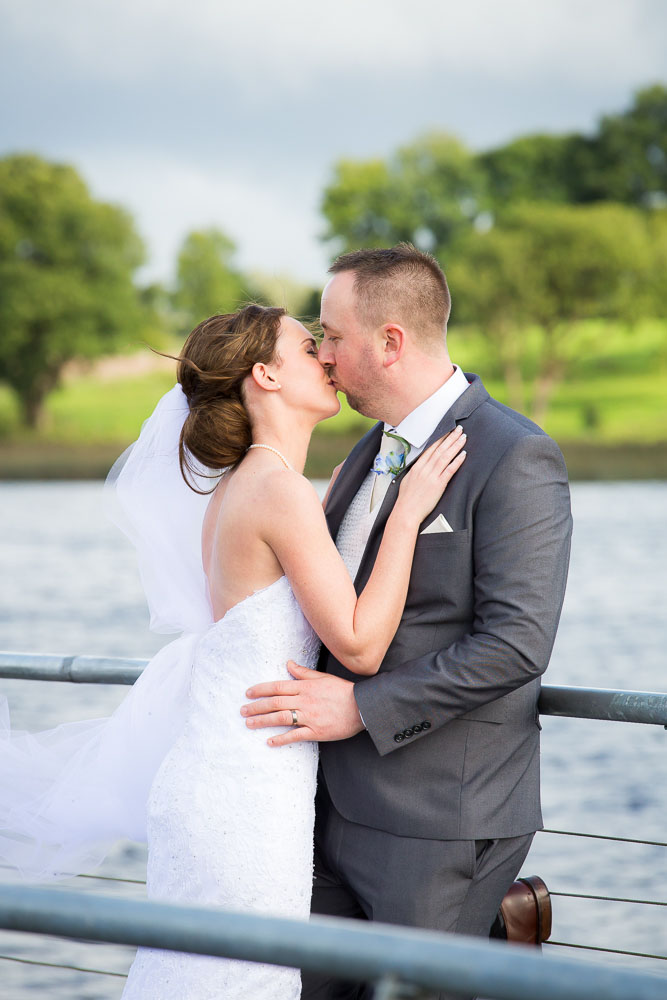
[241,661,365,747]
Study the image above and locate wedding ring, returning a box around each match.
[290,709,299,726]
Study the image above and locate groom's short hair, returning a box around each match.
[328,243,451,345]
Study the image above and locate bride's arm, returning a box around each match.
[262,429,466,676]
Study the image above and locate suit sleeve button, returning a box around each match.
[413,724,422,734]
[394,733,404,743]
[421,720,431,730]
[403,728,414,738]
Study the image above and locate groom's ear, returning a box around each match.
[382,324,406,368]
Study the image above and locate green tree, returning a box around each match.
[172,228,246,331]
[575,84,667,206]
[449,202,656,425]
[321,159,396,252]
[139,281,181,348]
[477,85,667,210]
[478,133,581,210]
[645,207,667,371]
[321,133,487,257]
[0,154,145,428]
[447,227,534,413]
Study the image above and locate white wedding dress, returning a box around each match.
[0,386,320,1000]
[122,574,320,999]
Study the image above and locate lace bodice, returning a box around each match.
[189,574,321,742]
[122,574,321,999]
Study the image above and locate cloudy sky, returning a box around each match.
[1,0,666,287]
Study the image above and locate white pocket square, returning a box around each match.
[420,514,453,535]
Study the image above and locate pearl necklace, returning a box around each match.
[247,443,295,471]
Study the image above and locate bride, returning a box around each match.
[0,303,466,999]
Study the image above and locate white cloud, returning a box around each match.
[77,151,330,284]
[3,0,665,92]
[1,0,665,285]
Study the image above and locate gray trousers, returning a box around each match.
[302,782,534,1000]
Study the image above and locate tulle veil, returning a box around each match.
[0,384,221,881]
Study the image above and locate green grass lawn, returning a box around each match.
[0,371,177,444]
[1,319,666,479]
[444,317,667,444]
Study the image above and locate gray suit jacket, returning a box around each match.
[319,373,572,840]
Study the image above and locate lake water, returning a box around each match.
[0,480,666,997]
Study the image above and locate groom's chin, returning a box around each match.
[345,394,376,420]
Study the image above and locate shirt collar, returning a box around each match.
[386,365,470,449]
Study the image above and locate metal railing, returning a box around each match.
[1,651,666,998]
[0,884,665,1000]
[1,651,666,727]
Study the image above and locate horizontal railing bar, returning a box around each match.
[0,885,664,1000]
[550,891,667,906]
[45,875,667,907]
[2,652,667,727]
[0,862,146,885]
[77,871,146,885]
[0,652,146,685]
[0,952,127,978]
[538,685,667,726]
[542,829,667,848]
[547,941,666,962]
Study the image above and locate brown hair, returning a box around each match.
[169,304,286,492]
[328,243,451,343]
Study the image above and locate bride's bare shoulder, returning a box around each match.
[253,467,320,512]
[212,464,318,517]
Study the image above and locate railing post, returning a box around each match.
[373,975,432,999]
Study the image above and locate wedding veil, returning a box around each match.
[0,384,220,881]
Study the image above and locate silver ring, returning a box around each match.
[290,709,299,726]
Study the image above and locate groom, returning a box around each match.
[242,244,572,998]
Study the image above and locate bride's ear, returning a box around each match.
[250,363,282,391]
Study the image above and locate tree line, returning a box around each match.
[0,155,257,428]
[321,84,667,422]
[1,84,665,429]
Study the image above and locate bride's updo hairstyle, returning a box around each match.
[174,304,286,491]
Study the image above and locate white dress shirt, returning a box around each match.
[385,364,470,465]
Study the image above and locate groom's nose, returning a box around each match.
[318,341,334,367]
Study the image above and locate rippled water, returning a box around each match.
[0,480,665,996]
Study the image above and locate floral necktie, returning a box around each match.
[370,432,411,511]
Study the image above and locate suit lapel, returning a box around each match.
[354,373,489,587]
[417,372,487,450]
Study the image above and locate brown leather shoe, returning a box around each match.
[489,875,552,946]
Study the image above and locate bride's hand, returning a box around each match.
[394,426,467,525]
